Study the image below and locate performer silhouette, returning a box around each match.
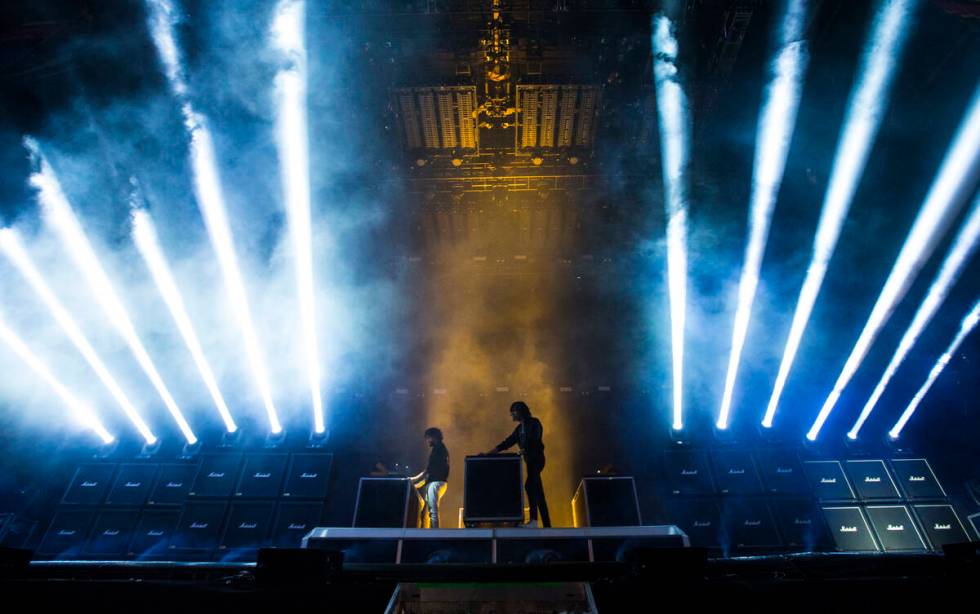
[410,427,449,528]
[486,401,551,528]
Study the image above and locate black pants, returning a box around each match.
[525,459,551,528]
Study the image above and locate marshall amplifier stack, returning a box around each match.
[662,448,825,553]
[35,451,333,562]
[803,457,970,552]
[660,450,969,554]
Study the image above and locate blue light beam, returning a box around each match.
[762,0,916,428]
[717,0,809,430]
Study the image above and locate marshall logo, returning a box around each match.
[190,522,209,529]
[886,524,905,532]
[776,467,794,474]
[287,523,308,530]
[728,469,745,475]
[820,478,837,484]
[124,481,142,488]
[300,472,319,479]
[147,530,165,536]
[253,472,272,479]
[207,472,226,478]
[102,529,120,536]
[693,520,712,528]
[909,476,926,482]
[81,481,99,487]
[863,476,881,483]
[743,520,761,527]
[238,522,258,529]
[793,518,812,525]
[57,529,77,536]
[933,523,951,531]
[165,481,184,488]
[680,469,698,476]
[840,526,858,533]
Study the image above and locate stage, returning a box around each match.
[4,547,977,612]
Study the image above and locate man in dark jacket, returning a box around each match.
[486,401,551,528]
[410,427,449,528]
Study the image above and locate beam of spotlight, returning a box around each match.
[849,197,980,439]
[809,88,980,440]
[717,0,809,430]
[761,0,916,429]
[145,0,282,433]
[0,314,114,444]
[652,13,691,431]
[132,208,238,433]
[0,229,157,444]
[889,298,980,439]
[26,141,198,444]
[272,0,324,433]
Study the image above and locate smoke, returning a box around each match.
[0,0,404,443]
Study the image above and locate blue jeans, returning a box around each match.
[424,481,448,528]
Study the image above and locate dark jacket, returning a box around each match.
[496,417,545,465]
[425,442,450,483]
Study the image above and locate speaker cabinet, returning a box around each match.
[62,464,115,505]
[572,476,641,527]
[844,460,901,502]
[189,454,243,498]
[821,506,879,552]
[463,454,524,525]
[148,464,197,506]
[105,464,157,506]
[353,478,421,528]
